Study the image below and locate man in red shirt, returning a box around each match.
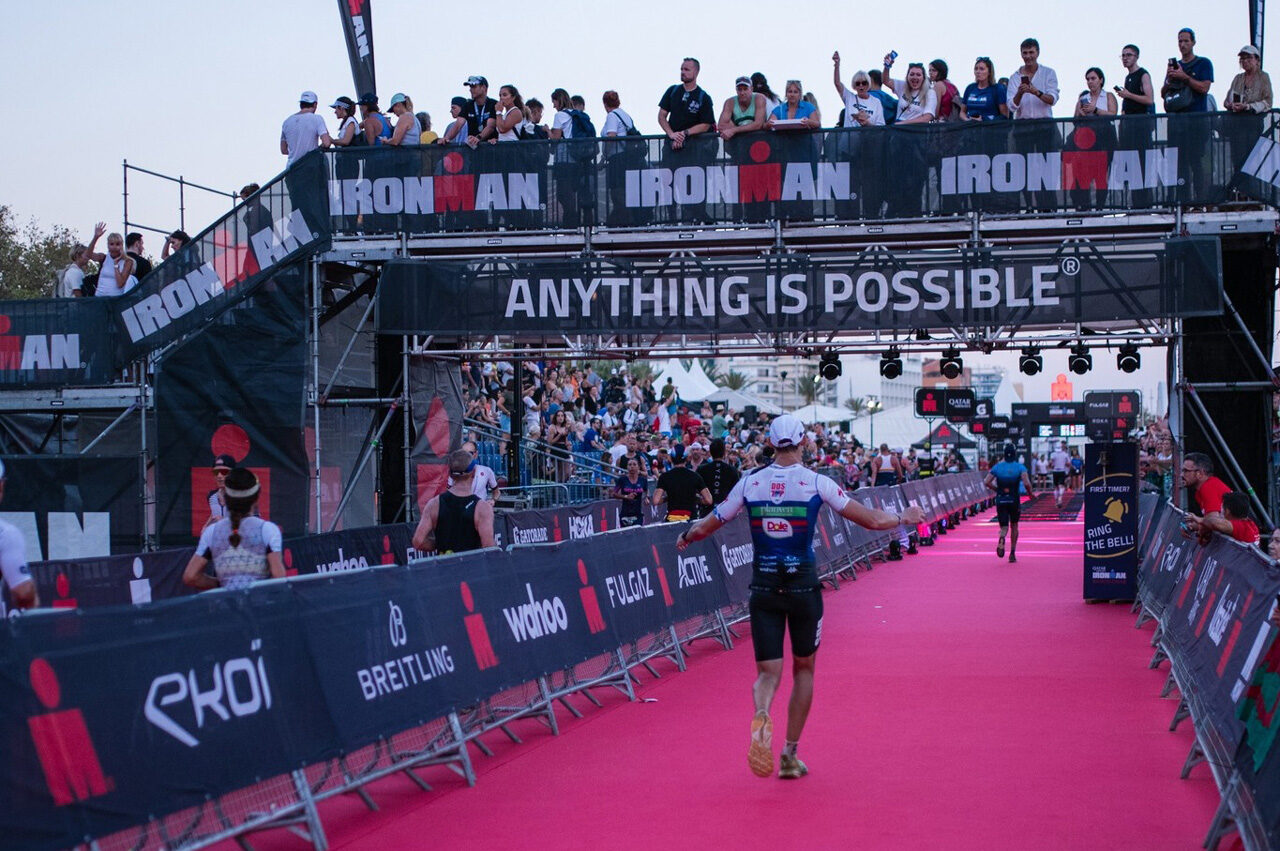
[1189,492,1260,545]
[1181,452,1232,544]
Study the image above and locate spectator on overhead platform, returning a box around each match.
[769,80,820,129]
[718,76,769,139]
[601,90,637,138]
[1226,45,1272,113]
[125,233,152,280]
[1008,38,1059,119]
[525,98,550,139]
[1162,28,1214,113]
[751,72,782,114]
[959,58,1008,121]
[330,96,360,147]
[496,85,531,142]
[928,59,961,121]
[832,57,885,128]
[867,69,897,125]
[417,112,438,144]
[357,93,393,145]
[1074,67,1118,118]
[1188,492,1261,545]
[659,57,716,151]
[882,58,938,124]
[59,223,106,297]
[160,229,190,262]
[280,90,332,165]
[461,75,499,148]
[1116,45,1156,115]
[90,232,137,298]
[439,97,469,144]
[384,93,421,146]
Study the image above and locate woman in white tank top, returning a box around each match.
[496,84,531,141]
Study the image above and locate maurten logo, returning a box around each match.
[460,582,499,670]
[27,658,112,805]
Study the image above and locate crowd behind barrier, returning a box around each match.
[1133,496,1280,850]
[17,501,622,611]
[0,474,987,851]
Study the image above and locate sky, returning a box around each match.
[3,0,1268,408]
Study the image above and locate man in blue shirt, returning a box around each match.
[1162,28,1214,112]
[985,444,1034,563]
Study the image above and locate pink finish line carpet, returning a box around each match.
[231,510,1222,851]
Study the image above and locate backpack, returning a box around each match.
[615,111,642,137]
[567,109,597,139]
[565,109,599,162]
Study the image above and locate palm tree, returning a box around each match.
[699,358,724,384]
[721,369,754,391]
[844,396,867,418]
[628,362,656,385]
[795,374,821,406]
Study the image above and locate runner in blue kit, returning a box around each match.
[676,415,924,779]
[985,444,1034,563]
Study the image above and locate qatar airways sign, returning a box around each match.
[376,238,1222,336]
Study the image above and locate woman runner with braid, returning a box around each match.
[183,468,285,591]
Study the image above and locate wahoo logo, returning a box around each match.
[763,518,793,538]
[1240,135,1280,188]
[625,140,852,207]
[329,154,541,216]
[316,547,370,574]
[118,210,318,344]
[0,316,80,372]
[568,514,595,540]
[511,526,549,545]
[144,640,273,747]
[941,134,1178,195]
[720,542,752,576]
[677,553,712,589]
[502,583,569,642]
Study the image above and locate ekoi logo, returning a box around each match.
[27,658,112,805]
[577,559,607,634]
[460,582,499,670]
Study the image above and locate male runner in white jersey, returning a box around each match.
[676,415,924,779]
[0,460,38,613]
[1048,441,1072,508]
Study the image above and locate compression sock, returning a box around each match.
[783,741,799,758]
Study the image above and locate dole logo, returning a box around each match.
[764,518,793,538]
[27,658,112,805]
[0,315,81,372]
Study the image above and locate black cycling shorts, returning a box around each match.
[1052,471,1067,486]
[749,588,823,661]
[996,502,1021,527]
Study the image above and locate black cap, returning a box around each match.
[212,454,236,471]
[1003,444,1017,461]
[357,92,378,106]
[671,444,686,462]
[450,96,469,109]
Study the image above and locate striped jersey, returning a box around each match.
[713,462,850,591]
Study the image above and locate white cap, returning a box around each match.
[768,414,805,447]
[300,90,318,104]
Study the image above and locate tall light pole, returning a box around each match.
[780,369,789,413]
[867,396,883,447]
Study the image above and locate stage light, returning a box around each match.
[1069,344,1092,375]
[819,351,842,381]
[879,348,903,380]
[1117,344,1140,373]
[939,348,963,380]
[1019,347,1042,376]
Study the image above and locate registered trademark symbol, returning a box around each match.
[1060,257,1081,276]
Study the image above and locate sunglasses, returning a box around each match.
[853,80,869,86]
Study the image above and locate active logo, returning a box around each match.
[677,552,713,589]
[144,640,273,747]
[27,658,112,805]
[460,582,499,670]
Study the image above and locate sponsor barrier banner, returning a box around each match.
[0,298,117,387]
[1235,628,1280,849]
[374,239,1221,337]
[0,455,142,561]
[1083,443,1139,600]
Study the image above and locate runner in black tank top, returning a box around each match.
[411,449,497,554]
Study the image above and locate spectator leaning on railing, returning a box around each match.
[658,57,715,151]
[280,91,332,165]
[718,76,768,140]
[461,76,498,148]
[58,222,106,298]
[1188,491,1261,545]
[1226,44,1272,113]
[958,57,1008,121]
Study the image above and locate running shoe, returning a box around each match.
[1009,553,1017,563]
[996,538,1005,558]
[778,752,809,779]
[748,711,774,778]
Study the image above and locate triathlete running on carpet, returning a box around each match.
[675,415,924,779]
[985,444,1034,563]
[183,468,285,591]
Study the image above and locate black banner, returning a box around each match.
[0,456,142,560]
[1235,628,1280,849]
[1084,390,1142,442]
[1083,443,1139,600]
[0,298,117,387]
[336,0,376,98]
[375,239,1221,338]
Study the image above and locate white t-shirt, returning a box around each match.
[59,265,85,297]
[0,519,32,591]
[1007,65,1059,119]
[95,255,138,297]
[450,465,499,499]
[1049,450,1071,473]
[839,90,885,127]
[553,109,575,164]
[281,111,330,164]
[608,443,629,468]
[601,108,635,136]
[890,80,939,122]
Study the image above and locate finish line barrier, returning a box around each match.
[1132,498,1280,850]
[0,473,987,851]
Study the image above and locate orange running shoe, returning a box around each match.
[748,711,774,778]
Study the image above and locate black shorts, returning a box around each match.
[749,588,823,662]
[1052,471,1067,486]
[996,502,1021,527]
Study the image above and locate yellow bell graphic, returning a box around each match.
[1103,497,1127,524]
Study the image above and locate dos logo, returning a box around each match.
[764,518,793,538]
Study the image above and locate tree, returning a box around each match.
[0,206,80,301]
[720,369,754,391]
[795,374,822,406]
[699,358,723,384]
[844,396,867,418]
[628,362,657,385]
